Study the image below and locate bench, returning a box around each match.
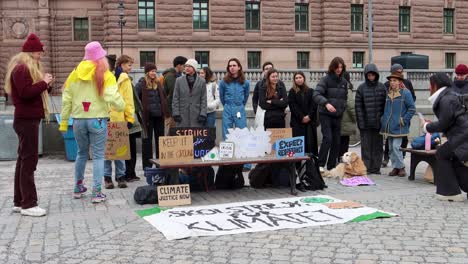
[401,148,437,181]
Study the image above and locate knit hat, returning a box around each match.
[185,59,199,70]
[22,33,44,52]
[386,72,404,81]
[455,64,468,75]
[144,63,157,74]
[390,63,404,73]
[83,41,107,61]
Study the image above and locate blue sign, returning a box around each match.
[275,136,305,158]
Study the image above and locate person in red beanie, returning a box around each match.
[4,33,54,217]
[454,64,468,94]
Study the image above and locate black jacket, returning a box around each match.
[384,78,416,101]
[426,87,468,161]
[453,78,468,94]
[253,78,285,114]
[355,64,387,130]
[313,73,348,117]
[135,77,163,118]
[258,82,288,122]
[288,87,318,128]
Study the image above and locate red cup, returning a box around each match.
[82,101,91,112]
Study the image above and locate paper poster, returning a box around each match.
[158,136,194,165]
[105,122,130,160]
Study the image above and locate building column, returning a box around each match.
[37,0,52,74]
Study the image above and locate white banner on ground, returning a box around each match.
[137,195,396,240]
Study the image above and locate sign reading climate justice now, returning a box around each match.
[105,122,130,160]
[157,184,191,207]
[158,136,194,165]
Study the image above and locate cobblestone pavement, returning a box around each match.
[0,148,467,264]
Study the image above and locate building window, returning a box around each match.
[140,51,155,68]
[193,0,209,30]
[246,2,260,30]
[401,52,413,56]
[73,18,89,41]
[445,53,456,69]
[297,52,309,69]
[352,52,364,69]
[195,51,209,69]
[350,4,363,32]
[247,51,261,69]
[399,6,411,32]
[138,0,155,29]
[444,8,454,34]
[295,4,309,32]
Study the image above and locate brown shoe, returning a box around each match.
[388,168,399,176]
[104,177,114,189]
[117,179,127,188]
[398,168,406,177]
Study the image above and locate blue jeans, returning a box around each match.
[206,112,216,127]
[73,119,108,190]
[222,104,247,140]
[389,137,405,169]
[104,160,126,179]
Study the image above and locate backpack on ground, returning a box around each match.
[299,155,327,191]
[271,163,291,187]
[248,163,272,188]
[179,166,215,191]
[215,165,244,189]
[134,185,158,205]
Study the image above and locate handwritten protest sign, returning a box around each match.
[219,142,234,159]
[267,128,292,154]
[158,136,194,165]
[105,122,130,160]
[170,127,216,158]
[275,136,305,158]
[157,184,191,207]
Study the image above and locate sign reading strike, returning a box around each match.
[267,128,292,154]
[157,184,191,207]
[158,136,194,165]
[105,122,130,160]
[219,142,234,159]
[170,127,216,158]
[137,195,396,240]
[275,136,305,158]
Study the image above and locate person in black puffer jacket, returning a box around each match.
[313,57,348,171]
[423,73,468,202]
[355,63,387,174]
[259,68,288,129]
[453,64,468,94]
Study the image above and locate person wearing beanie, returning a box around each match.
[4,33,53,217]
[135,63,170,169]
[380,72,415,177]
[163,56,188,134]
[172,58,207,127]
[59,41,125,204]
[383,63,416,167]
[454,64,468,94]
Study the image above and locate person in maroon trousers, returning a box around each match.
[4,33,53,217]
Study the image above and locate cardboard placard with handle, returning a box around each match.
[157,184,191,207]
[267,128,292,154]
[158,135,194,165]
[105,122,130,160]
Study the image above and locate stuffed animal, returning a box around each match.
[322,151,367,179]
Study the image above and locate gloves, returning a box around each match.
[58,120,68,132]
[173,116,182,123]
[127,122,133,129]
[198,115,207,124]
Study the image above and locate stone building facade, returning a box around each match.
[1,0,467,96]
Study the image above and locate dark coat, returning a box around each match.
[258,82,288,125]
[355,63,387,130]
[453,78,468,95]
[384,78,416,101]
[135,77,169,119]
[313,73,348,117]
[162,68,178,115]
[10,64,49,119]
[426,87,468,161]
[288,87,318,128]
[253,78,286,114]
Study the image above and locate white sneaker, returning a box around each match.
[319,167,325,173]
[20,206,47,217]
[436,194,465,202]
[12,206,21,213]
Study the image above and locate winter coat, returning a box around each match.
[135,77,168,119]
[341,89,357,136]
[109,72,135,123]
[206,81,221,113]
[258,82,288,124]
[172,74,207,127]
[426,87,468,161]
[9,64,49,119]
[384,78,416,101]
[453,78,468,94]
[129,81,145,136]
[162,68,178,115]
[380,88,416,137]
[219,79,250,106]
[355,63,387,130]
[61,60,125,122]
[313,73,348,117]
[288,87,318,128]
[253,78,286,114]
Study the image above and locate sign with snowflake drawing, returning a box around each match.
[225,127,272,158]
[275,136,305,158]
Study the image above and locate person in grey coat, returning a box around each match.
[172,59,207,127]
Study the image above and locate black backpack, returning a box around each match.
[248,163,272,188]
[134,185,158,205]
[215,165,244,189]
[299,155,327,191]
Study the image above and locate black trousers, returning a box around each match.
[142,116,164,169]
[292,124,318,170]
[318,114,341,170]
[384,136,408,160]
[125,132,140,177]
[338,136,350,159]
[360,129,383,174]
[434,142,468,196]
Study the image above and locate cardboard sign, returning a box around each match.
[275,136,305,158]
[169,127,216,158]
[159,136,194,165]
[157,184,191,207]
[325,201,363,209]
[105,122,130,160]
[267,128,292,154]
[219,142,234,159]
